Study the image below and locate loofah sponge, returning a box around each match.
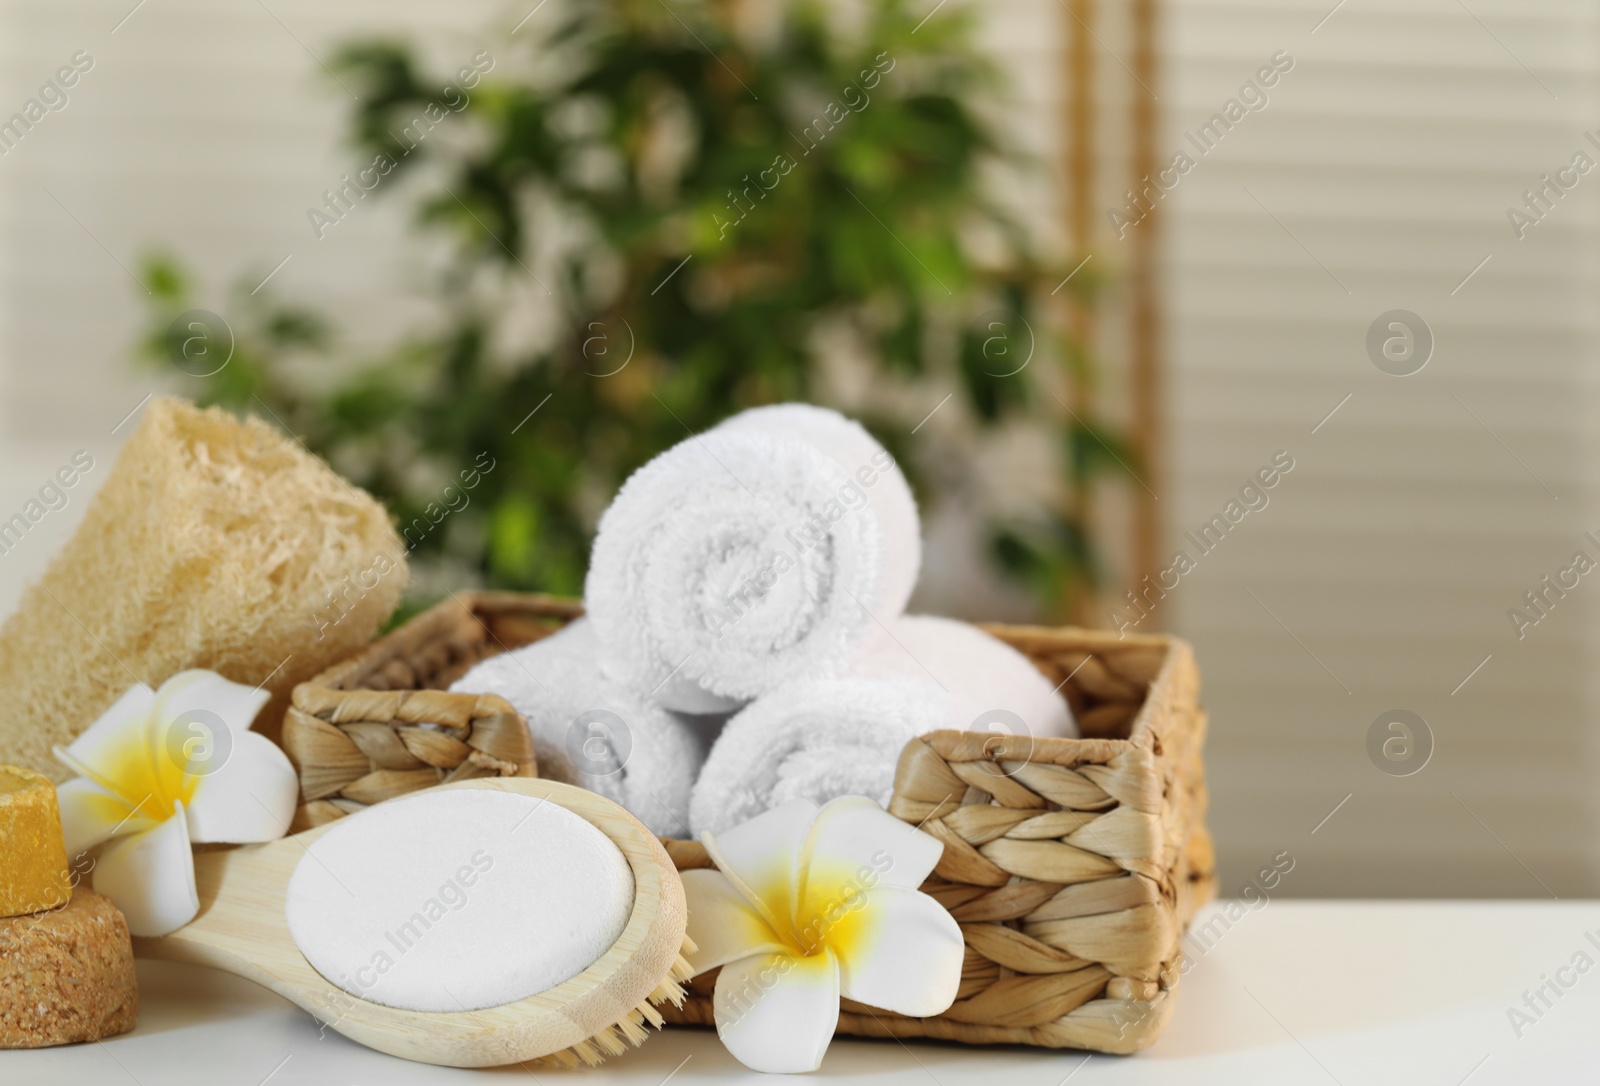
[0,397,408,780]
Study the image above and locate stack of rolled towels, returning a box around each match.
[452,403,1076,837]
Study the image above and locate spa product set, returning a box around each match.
[0,396,1214,1072]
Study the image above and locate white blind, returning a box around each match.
[1162,0,1600,895]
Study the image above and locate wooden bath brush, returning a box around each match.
[140,778,693,1068]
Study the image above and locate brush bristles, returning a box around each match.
[527,940,698,1069]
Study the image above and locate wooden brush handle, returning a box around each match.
[136,779,688,1068]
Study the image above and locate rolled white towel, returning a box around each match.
[688,677,952,837]
[449,619,703,837]
[585,428,884,713]
[848,614,1076,739]
[714,403,921,619]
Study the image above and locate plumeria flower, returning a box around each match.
[53,670,298,936]
[682,796,963,1073]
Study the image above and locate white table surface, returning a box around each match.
[9,900,1599,1085]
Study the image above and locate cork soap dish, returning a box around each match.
[139,778,693,1068]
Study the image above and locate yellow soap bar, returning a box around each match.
[0,765,72,918]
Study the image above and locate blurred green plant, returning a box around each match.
[136,0,1130,619]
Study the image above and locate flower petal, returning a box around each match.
[701,797,818,922]
[153,670,272,737]
[55,777,157,859]
[54,683,158,801]
[682,868,789,975]
[830,886,963,1017]
[184,731,298,844]
[143,671,274,808]
[801,795,944,894]
[91,807,199,937]
[58,683,156,765]
[714,951,840,1074]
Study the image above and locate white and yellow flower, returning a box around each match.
[54,670,298,936]
[682,796,963,1073]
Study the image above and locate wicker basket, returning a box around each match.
[284,591,1215,1054]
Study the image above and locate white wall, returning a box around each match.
[0,0,503,436]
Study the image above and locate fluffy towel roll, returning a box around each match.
[585,429,883,714]
[0,398,408,779]
[450,620,703,837]
[688,677,952,837]
[714,403,921,619]
[849,615,1077,739]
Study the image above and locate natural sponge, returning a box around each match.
[0,397,408,780]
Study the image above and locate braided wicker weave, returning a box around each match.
[286,592,1214,1053]
[280,595,579,831]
